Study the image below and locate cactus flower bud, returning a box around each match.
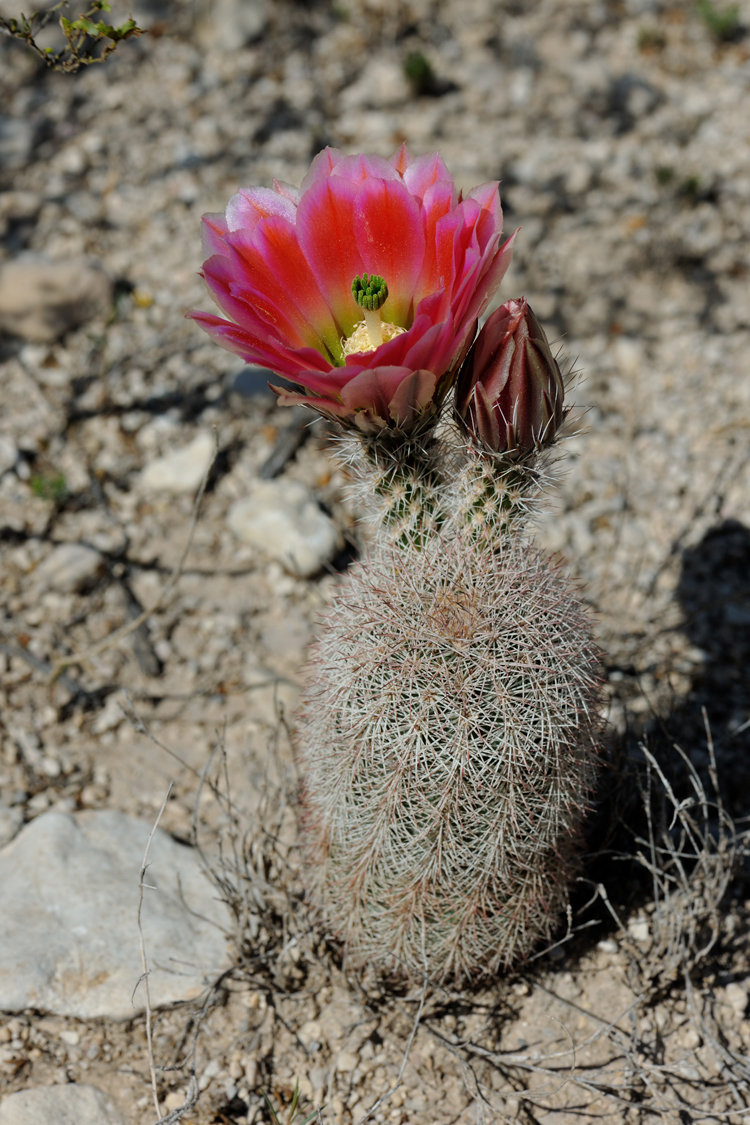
[455,297,565,454]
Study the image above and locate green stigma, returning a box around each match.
[352,273,388,312]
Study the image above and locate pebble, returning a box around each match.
[627,918,650,944]
[0,804,23,848]
[195,0,267,50]
[0,117,34,171]
[336,1050,359,1072]
[0,435,17,477]
[34,543,104,594]
[139,431,215,494]
[0,257,112,343]
[0,809,232,1018]
[227,479,340,578]
[0,1084,124,1125]
[725,981,748,1018]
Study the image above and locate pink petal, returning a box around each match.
[229,217,343,362]
[273,179,300,206]
[299,146,344,193]
[340,365,413,418]
[201,213,229,258]
[387,368,438,428]
[185,310,330,379]
[403,151,454,200]
[413,179,457,308]
[279,365,355,397]
[296,174,365,338]
[466,181,501,220]
[353,177,425,327]
[333,152,401,185]
[459,230,517,327]
[226,187,297,234]
[202,252,309,348]
[388,142,414,176]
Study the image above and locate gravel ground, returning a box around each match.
[2,0,750,1122]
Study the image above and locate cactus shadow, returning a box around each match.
[671,517,750,813]
[566,518,750,963]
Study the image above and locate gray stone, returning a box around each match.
[227,479,340,578]
[195,0,267,51]
[0,256,113,343]
[0,435,16,476]
[0,117,34,171]
[139,431,215,494]
[34,543,104,594]
[0,1084,124,1125]
[0,803,23,848]
[0,810,233,1018]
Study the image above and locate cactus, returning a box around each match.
[186,140,603,979]
[298,377,603,980]
[298,511,601,980]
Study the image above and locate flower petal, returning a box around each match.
[296,173,365,339]
[229,217,343,362]
[273,179,301,206]
[387,368,438,428]
[201,213,229,258]
[403,151,454,201]
[185,310,330,378]
[226,187,297,233]
[353,177,425,327]
[202,252,306,346]
[413,179,457,308]
[333,152,401,185]
[299,146,344,193]
[388,142,414,176]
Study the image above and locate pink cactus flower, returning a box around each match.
[455,297,566,455]
[187,145,515,433]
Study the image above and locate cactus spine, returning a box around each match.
[298,426,603,982]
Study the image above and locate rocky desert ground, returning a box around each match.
[2,0,750,1122]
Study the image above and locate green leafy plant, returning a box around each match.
[263,1080,322,1125]
[0,0,143,73]
[655,165,675,186]
[30,471,68,504]
[696,0,742,42]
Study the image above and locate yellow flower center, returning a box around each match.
[342,319,406,357]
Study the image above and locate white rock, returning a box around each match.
[0,117,34,171]
[195,0,267,50]
[0,256,112,343]
[0,810,232,1018]
[597,938,619,953]
[627,917,650,944]
[227,480,340,578]
[139,431,215,494]
[725,981,748,1017]
[0,435,16,476]
[34,543,104,594]
[0,804,22,848]
[0,1084,124,1125]
[340,56,411,111]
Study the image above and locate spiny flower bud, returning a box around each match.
[455,297,565,455]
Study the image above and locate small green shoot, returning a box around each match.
[681,174,702,200]
[404,51,435,95]
[263,1080,322,1125]
[0,0,143,73]
[655,165,675,186]
[696,0,742,42]
[30,472,68,505]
